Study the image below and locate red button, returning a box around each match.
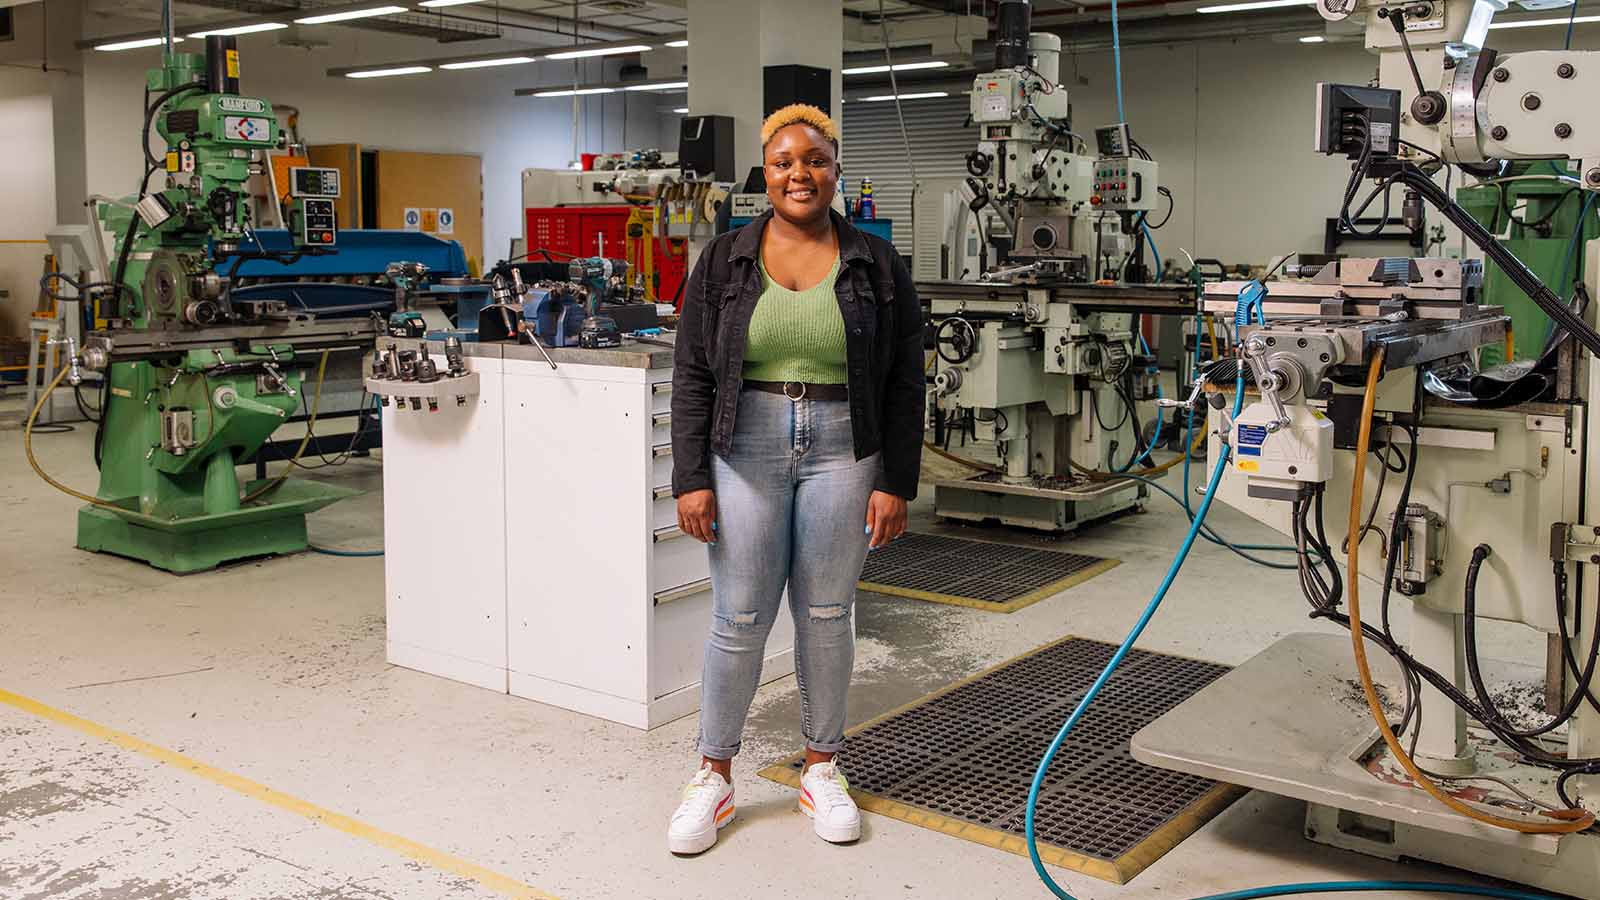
[1090,195,1102,206]
[322,232,332,241]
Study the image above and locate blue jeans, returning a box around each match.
[697,389,880,760]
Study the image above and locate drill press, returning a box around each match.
[64,35,376,573]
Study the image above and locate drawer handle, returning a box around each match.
[653,485,673,501]
[653,444,672,459]
[654,578,712,606]
[652,412,671,428]
[652,382,673,396]
[653,525,686,543]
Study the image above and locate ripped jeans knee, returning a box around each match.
[807,602,850,623]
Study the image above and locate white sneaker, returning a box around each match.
[799,761,861,843]
[667,765,735,855]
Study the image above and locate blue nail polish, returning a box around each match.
[712,522,718,532]
[864,525,872,535]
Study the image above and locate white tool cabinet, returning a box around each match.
[381,338,795,729]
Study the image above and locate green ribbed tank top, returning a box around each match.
[743,252,847,384]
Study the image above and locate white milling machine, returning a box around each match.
[921,0,1195,533]
[1131,0,1600,894]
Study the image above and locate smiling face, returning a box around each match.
[763,123,839,227]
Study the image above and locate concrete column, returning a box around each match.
[686,0,842,178]
[46,0,88,226]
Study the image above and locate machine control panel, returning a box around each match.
[295,197,337,247]
[288,166,341,199]
[1090,158,1158,211]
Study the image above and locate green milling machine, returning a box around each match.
[29,35,376,574]
[1459,160,1599,367]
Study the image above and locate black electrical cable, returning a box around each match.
[1147,186,1175,229]
[1553,560,1600,714]
[1465,545,1600,738]
[142,82,204,170]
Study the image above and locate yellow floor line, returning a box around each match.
[0,687,556,900]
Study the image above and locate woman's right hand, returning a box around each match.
[677,489,718,544]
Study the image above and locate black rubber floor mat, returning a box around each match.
[758,636,1241,884]
[858,532,1119,612]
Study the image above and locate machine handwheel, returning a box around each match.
[935,317,978,364]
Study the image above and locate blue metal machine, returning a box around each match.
[229,228,477,318]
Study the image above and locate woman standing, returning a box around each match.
[667,104,925,854]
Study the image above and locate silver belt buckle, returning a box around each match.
[783,381,806,401]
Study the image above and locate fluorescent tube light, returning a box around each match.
[861,91,948,101]
[534,87,617,97]
[1299,34,1326,42]
[189,22,288,37]
[346,65,433,78]
[1197,0,1312,12]
[441,56,538,69]
[1489,13,1600,27]
[624,81,688,91]
[95,36,185,51]
[545,44,651,60]
[295,6,408,25]
[672,107,689,113]
[842,60,949,75]
[418,0,484,6]
[665,39,688,47]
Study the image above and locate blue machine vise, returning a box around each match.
[526,284,586,347]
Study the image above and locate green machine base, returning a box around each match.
[76,477,358,574]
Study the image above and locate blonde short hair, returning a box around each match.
[760,104,839,149]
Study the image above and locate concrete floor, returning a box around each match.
[0,399,1543,900]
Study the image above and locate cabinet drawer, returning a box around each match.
[652,443,673,487]
[651,579,713,700]
[652,492,677,530]
[651,379,672,415]
[652,525,709,593]
[651,411,671,446]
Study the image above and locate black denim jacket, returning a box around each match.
[671,208,925,500]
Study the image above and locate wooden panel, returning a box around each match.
[306,143,361,232]
[373,150,484,270]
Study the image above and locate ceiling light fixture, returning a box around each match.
[861,91,949,102]
[1299,34,1326,42]
[672,107,689,113]
[841,60,949,75]
[346,65,433,78]
[545,44,652,60]
[665,39,689,47]
[94,36,185,51]
[441,56,539,69]
[1489,13,1600,27]
[1196,0,1312,12]
[624,81,689,91]
[294,5,408,25]
[189,22,288,37]
[417,0,484,6]
[534,87,617,97]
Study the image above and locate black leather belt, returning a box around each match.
[744,380,849,402]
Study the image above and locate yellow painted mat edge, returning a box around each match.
[756,634,1243,885]
[860,556,1122,613]
[0,687,556,900]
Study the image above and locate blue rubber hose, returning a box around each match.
[1110,0,1125,123]
[1114,333,1162,473]
[1024,374,1244,899]
[1141,220,1162,280]
[1190,883,1561,900]
[309,544,384,557]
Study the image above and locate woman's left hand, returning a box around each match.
[866,491,908,550]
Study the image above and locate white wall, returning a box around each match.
[0,3,64,337]
[75,22,673,267]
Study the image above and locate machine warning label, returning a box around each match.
[1368,121,1393,153]
[1237,424,1267,446]
[437,208,454,234]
